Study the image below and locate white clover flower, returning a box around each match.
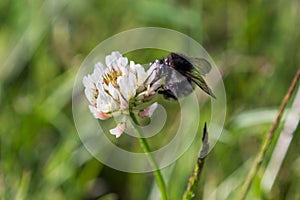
[83,51,160,138]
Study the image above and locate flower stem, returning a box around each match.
[238,68,300,200]
[129,111,168,200]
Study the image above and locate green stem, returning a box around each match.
[183,123,209,200]
[129,111,168,200]
[238,68,300,200]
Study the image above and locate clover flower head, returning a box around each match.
[83,51,159,138]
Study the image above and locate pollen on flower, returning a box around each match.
[93,87,99,102]
[102,67,123,88]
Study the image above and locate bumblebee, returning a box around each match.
[149,53,216,100]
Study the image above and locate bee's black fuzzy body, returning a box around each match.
[150,53,215,100]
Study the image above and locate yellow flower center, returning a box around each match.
[102,67,122,88]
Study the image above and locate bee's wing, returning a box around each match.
[175,53,212,75]
[184,71,216,99]
[191,58,212,75]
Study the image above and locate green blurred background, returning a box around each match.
[0,0,299,199]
